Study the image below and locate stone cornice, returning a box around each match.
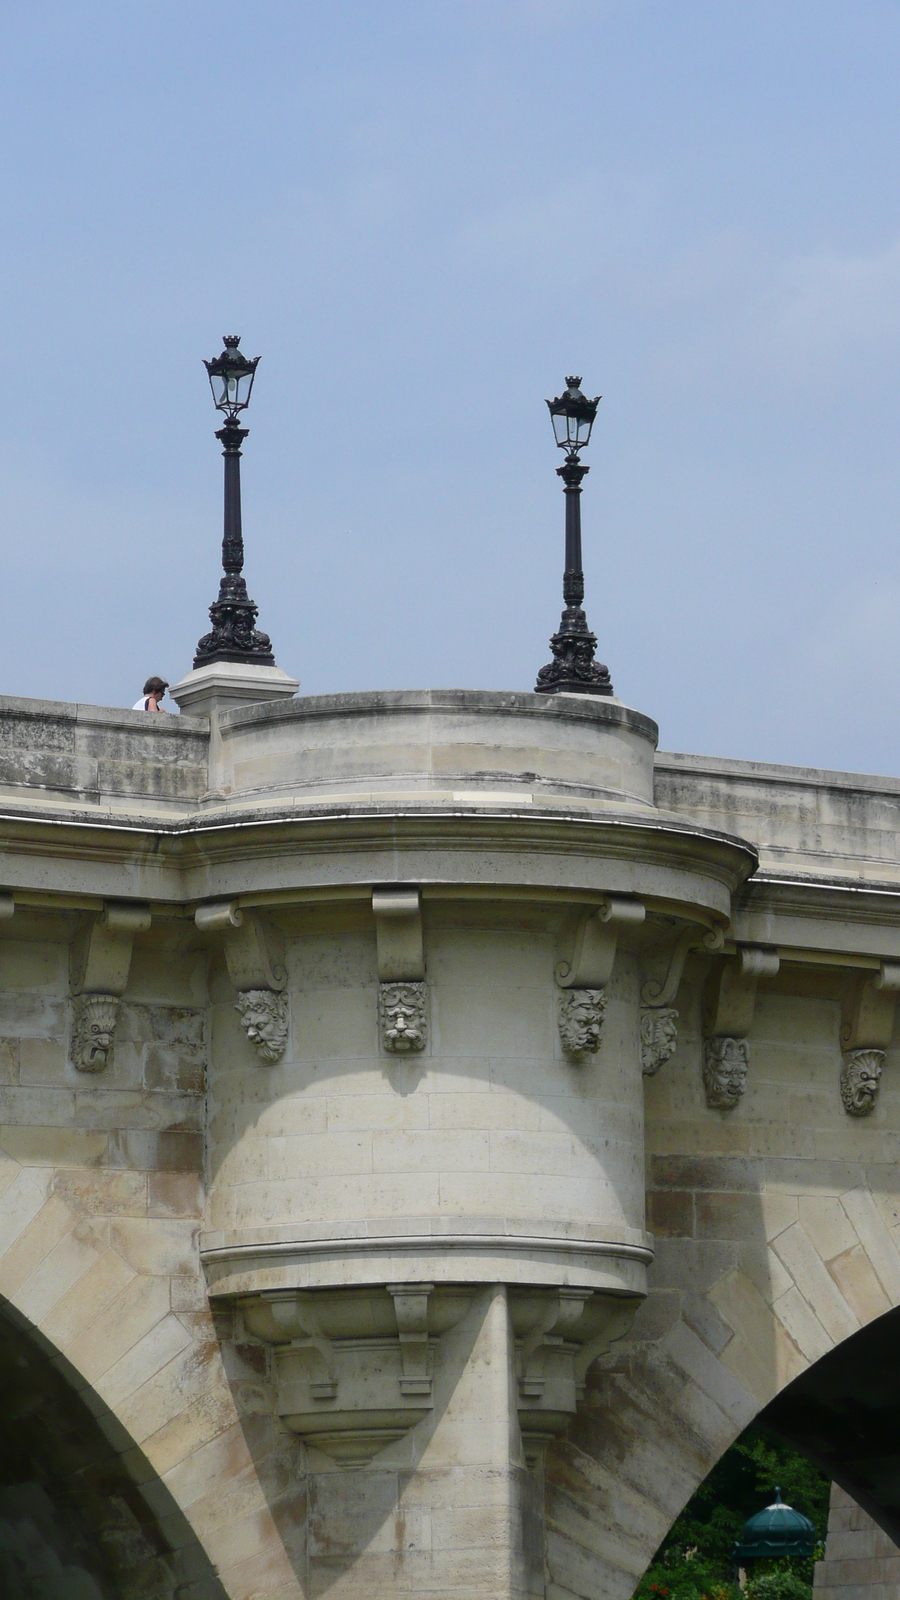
[218,686,660,744]
[0,799,757,918]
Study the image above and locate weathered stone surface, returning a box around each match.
[0,686,899,1596]
[814,1483,900,1600]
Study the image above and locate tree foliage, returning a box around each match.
[632,1426,830,1600]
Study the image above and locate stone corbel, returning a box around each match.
[639,923,727,1077]
[700,945,779,1109]
[373,889,427,1053]
[70,902,151,1073]
[195,901,289,1064]
[513,1288,638,1465]
[273,1296,339,1400]
[388,1282,434,1397]
[555,898,645,1058]
[838,961,900,1116]
[236,1282,640,1470]
[640,923,725,1007]
[241,1284,446,1466]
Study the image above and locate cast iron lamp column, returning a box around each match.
[194,335,275,669]
[535,376,613,696]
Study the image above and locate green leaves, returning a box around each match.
[632,1426,830,1600]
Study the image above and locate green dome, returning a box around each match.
[733,1489,816,1561]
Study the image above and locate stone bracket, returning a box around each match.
[640,922,725,1007]
[71,902,151,998]
[196,902,288,1062]
[270,1298,339,1400]
[373,889,424,981]
[388,1282,434,1397]
[241,1286,444,1467]
[513,1289,640,1467]
[702,944,780,1039]
[641,927,694,1007]
[373,891,427,1054]
[195,902,287,991]
[517,1289,592,1398]
[841,962,900,1051]
[555,897,645,990]
[69,902,151,1075]
[573,1298,639,1388]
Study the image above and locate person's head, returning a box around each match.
[143,676,168,702]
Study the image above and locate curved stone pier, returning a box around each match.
[195,690,754,1498]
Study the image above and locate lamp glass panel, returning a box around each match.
[551,410,569,447]
[207,370,228,408]
[575,412,594,446]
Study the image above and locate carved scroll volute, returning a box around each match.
[195,902,288,1064]
[640,922,723,1007]
[71,903,151,998]
[195,902,287,992]
[702,945,779,1039]
[841,962,900,1051]
[70,902,151,1073]
[555,897,645,991]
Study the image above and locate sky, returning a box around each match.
[2,1,900,773]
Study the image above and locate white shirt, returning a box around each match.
[132,697,151,711]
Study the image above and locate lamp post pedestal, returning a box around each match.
[170,661,300,719]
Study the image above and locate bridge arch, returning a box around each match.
[0,1294,226,1598]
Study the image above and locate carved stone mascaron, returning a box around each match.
[379,981,428,1053]
[235,989,289,1063]
[841,1048,883,1116]
[702,1036,748,1110]
[640,1007,678,1076]
[557,989,607,1057]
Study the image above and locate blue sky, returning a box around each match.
[2,1,900,772]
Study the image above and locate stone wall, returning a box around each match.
[814,1484,900,1600]
[0,697,208,813]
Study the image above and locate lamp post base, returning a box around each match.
[193,574,274,670]
[535,607,614,697]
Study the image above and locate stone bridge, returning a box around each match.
[0,685,899,1598]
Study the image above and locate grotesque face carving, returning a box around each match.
[71,994,120,1073]
[557,989,607,1057]
[640,1007,678,1077]
[702,1036,748,1109]
[840,1049,883,1117]
[236,989,289,1064]
[379,982,428,1053]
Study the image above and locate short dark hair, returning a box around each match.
[142,676,169,696]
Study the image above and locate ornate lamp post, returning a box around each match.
[194,336,275,669]
[535,376,613,697]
